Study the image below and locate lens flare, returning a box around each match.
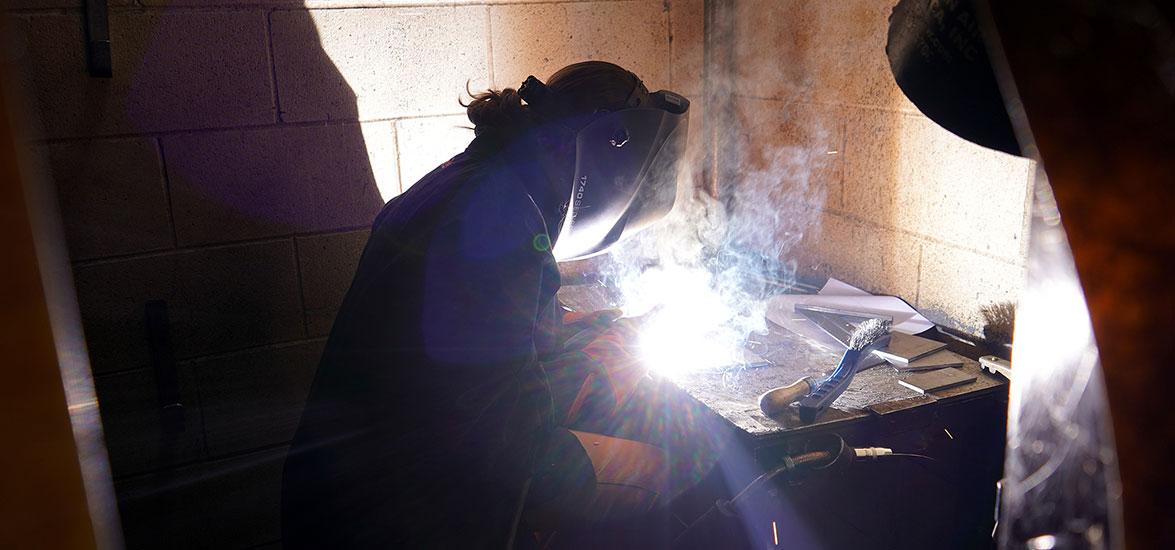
[616,263,762,377]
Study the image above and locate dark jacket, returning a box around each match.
[281,134,573,548]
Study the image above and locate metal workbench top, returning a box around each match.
[558,281,1007,443]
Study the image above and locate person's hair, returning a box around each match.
[464,61,648,139]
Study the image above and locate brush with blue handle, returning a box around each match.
[797,318,892,422]
[760,318,892,421]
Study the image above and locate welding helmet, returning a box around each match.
[520,75,691,261]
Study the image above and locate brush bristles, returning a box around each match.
[849,318,892,350]
[981,301,1016,345]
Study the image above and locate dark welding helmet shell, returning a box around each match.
[551,90,690,261]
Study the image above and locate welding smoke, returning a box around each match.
[595,108,831,377]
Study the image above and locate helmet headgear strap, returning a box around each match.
[519,75,552,111]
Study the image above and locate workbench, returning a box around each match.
[559,281,1009,548]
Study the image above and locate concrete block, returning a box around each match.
[74,240,305,374]
[360,121,402,202]
[395,115,473,190]
[733,0,912,110]
[115,468,206,550]
[44,138,173,261]
[95,367,205,478]
[733,99,843,211]
[297,230,370,336]
[164,123,386,246]
[734,0,822,102]
[842,109,1032,262]
[4,0,79,10]
[670,0,704,96]
[491,1,671,91]
[194,341,324,456]
[115,446,287,550]
[791,212,921,302]
[917,240,1026,334]
[5,0,132,10]
[195,448,288,549]
[11,12,272,139]
[272,6,488,122]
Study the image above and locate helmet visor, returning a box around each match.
[553,91,690,261]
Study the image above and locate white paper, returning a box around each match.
[765,278,935,350]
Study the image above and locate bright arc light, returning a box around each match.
[621,265,751,377]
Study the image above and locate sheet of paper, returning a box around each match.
[766,278,935,350]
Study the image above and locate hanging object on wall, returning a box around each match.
[84,0,111,77]
[886,0,1021,157]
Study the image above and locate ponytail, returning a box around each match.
[464,87,532,138]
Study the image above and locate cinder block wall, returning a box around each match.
[731,0,1032,334]
[4,0,701,548]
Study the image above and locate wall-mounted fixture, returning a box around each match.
[84,0,111,77]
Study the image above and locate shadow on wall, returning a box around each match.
[7,2,383,548]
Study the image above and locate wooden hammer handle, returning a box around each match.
[759,377,815,416]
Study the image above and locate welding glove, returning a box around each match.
[559,308,624,352]
[563,317,649,425]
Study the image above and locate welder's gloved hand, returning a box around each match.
[565,317,648,425]
[558,308,624,353]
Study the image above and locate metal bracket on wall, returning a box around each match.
[84,0,111,77]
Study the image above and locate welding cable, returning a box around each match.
[724,450,832,510]
[673,442,935,546]
[672,450,834,547]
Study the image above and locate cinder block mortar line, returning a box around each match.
[110,441,293,484]
[3,8,74,15]
[14,0,638,13]
[24,5,283,14]
[93,336,330,379]
[243,539,281,550]
[71,225,373,268]
[8,3,653,16]
[732,93,923,115]
[154,136,181,248]
[279,0,633,11]
[186,335,328,364]
[838,102,848,209]
[484,4,494,86]
[265,8,284,124]
[192,360,213,462]
[913,240,923,305]
[31,112,466,145]
[291,237,311,338]
[391,121,405,195]
[817,204,1026,267]
[1018,162,1037,264]
[665,0,674,87]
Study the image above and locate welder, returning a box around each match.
[281,61,693,548]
